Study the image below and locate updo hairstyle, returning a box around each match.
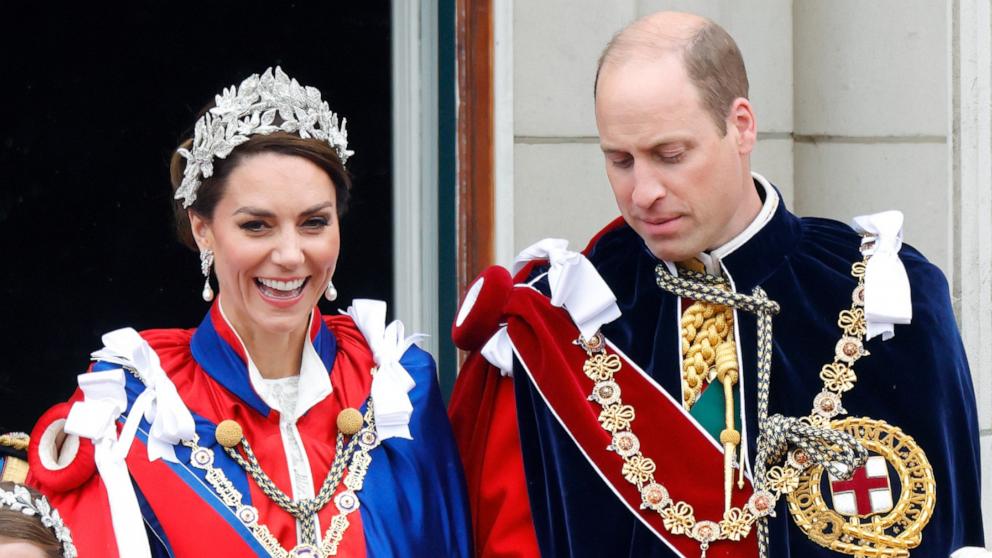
[0,482,63,558]
[169,102,352,251]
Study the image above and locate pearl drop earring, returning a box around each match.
[200,249,215,302]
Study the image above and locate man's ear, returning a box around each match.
[188,210,213,252]
[727,97,757,155]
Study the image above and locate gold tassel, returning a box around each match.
[716,339,740,512]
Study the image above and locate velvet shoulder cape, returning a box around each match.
[451,200,983,557]
[30,304,473,557]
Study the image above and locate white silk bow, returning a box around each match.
[851,211,913,340]
[90,328,196,462]
[346,299,425,441]
[512,238,621,340]
[65,328,197,558]
[64,368,152,558]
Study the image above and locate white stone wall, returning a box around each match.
[511,0,633,255]
[793,0,950,271]
[506,0,991,542]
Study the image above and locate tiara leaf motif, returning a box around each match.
[175,66,353,208]
[1,484,77,558]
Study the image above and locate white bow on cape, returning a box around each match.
[851,211,913,340]
[65,327,196,558]
[346,299,426,441]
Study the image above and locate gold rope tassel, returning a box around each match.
[680,303,729,408]
[715,338,740,513]
[676,264,742,510]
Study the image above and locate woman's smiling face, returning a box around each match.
[190,151,340,338]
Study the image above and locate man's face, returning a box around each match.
[595,53,756,262]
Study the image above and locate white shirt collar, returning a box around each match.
[663,171,779,275]
[217,303,333,421]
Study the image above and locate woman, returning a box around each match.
[0,482,76,557]
[25,67,472,557]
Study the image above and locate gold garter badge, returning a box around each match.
[788,416,936,557]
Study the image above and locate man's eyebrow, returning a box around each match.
[650,137,690,150]
[600,138,690,154]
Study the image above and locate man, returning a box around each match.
[449,11,985,558]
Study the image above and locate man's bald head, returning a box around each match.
[595,12,749,135]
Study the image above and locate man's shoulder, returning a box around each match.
[796,215,862,257]
[520,219,643,289]
[792,214,953,344]
[796,215,945,288]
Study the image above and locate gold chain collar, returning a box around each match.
[182,403,379,557]
[574,246,889,557]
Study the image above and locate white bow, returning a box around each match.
[512,238,621,339]
[346,299,425,441]
[851,211,913,340]
[64,369,152,558]
[481,326,514,377]
[91,328,196,463]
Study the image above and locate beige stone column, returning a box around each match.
[951,0,992,541]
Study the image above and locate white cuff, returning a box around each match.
[37,419,79,471]
[481,327,514,377]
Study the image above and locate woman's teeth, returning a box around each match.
[256,277,308,298]
[258,278,306,290]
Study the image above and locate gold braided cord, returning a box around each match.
[714,340,739,384]
[676,264,743,515]
[0,433,29,451]
[680,299,735,408]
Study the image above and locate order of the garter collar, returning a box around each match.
[175,66,353,208]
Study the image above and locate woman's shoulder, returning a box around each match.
[136,327,196,355]
[321,313,368,351]
[86,327,199,393]
[322,302,436,384]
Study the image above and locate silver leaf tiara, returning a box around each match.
[175,66,354,208]
[0,484,77,558]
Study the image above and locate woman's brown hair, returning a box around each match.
[0,482,63,557]
[169,104,353,251]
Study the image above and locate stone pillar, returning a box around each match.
[950,0,992,541]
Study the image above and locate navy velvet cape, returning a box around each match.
[513,198,984,557]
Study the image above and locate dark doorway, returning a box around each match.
[0,2,394,433]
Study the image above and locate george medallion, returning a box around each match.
[787,417,935,556]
